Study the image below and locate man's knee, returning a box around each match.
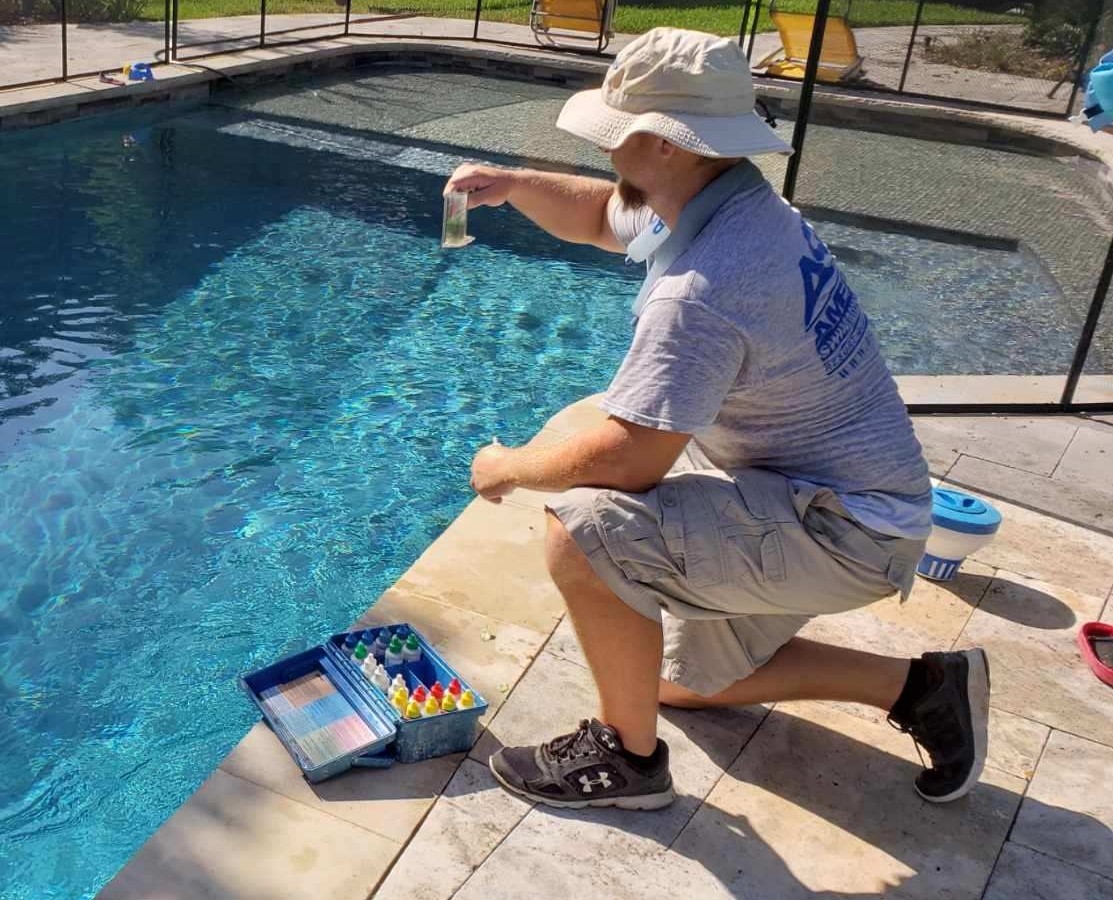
[545,510,589,576]
[658,678,712,709]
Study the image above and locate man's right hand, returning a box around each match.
[444,164,518,210]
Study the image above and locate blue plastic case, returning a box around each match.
[240,623,487,782]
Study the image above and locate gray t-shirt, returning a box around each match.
[602,166,932,540]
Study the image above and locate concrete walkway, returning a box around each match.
[100,395,1113,900]
[0,15,1080,114]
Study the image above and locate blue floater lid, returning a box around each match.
[931,488,1002,535]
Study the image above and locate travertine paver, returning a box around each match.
[982,842,1113,900]
[388,498,564,633]
[1011,730,1113,879]
[374,760,533,900]
[452,805,733,900]
[954,570,1113,746]
[99,769,401,900]
[959,491,1113,597]
[219,722,461,844]
[946,453,1113,535]
[1053,422,1113,484]
[911,416,1081,477]
[671,701,1025,900]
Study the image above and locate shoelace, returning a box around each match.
[889,705,964,771]
[544,719,598,763]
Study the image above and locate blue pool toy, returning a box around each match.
[125,62,155,82]
[917,487,1002,582]
[1078,50,1113,132]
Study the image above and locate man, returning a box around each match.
[444,28,989,811]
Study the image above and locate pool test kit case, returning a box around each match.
[240,624,487,782]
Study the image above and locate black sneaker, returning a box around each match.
[888,649,990,803]
[489,719,675,810]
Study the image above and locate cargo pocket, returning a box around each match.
[592,489,680,585]
[720,526,787,584]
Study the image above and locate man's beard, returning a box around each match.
[617,178,647,210]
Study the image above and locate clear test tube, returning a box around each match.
[441,190,475,249]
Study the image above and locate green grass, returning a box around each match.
[142,0,1023,32]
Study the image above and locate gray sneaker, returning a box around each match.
[489,719,675,810]
[888,649,990,803]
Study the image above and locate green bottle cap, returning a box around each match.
[388,635,403,653]
[353,642,368,660]
[405,633,420,650]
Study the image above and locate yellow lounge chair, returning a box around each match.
[531,0,616,52]
[758,4,864,84]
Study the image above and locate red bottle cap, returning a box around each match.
[412,685,427,703]
[430,681,445,700]
[448,677,462,697]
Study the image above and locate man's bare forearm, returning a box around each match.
[506,170,622,251]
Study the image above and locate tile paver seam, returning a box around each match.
[950,562,998,648]
[977,725,1050,900]
[663,702,775,855]
[1048,425,1082,481]
[1100,583,1113,622]
[385,583,564,634]
[983,707,1113,752]
[1002,831,1113,889]
[363,782,449,900]
[211,767,407,847]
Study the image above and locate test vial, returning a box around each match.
[441,191,474,249]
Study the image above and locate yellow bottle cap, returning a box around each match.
[423,697,440,717]
[392,693,407,715]
[459,690,475,708]
[392,686,408,704]
[405,699,423,719]
[441,693,457,712]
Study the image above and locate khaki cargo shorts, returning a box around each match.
[546,466,926,697]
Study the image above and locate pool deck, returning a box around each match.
[99,394,1113,900]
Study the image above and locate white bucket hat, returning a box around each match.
[557,27,792,158]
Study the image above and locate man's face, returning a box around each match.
[607,133,657,209]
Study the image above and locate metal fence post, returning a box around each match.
[1066,14,1101,116]
[898,0,925,94]
[1061,234,1113,406]
[473,0,483,41]
[738,0,754,53]
[60,0,68,80]
[260,0,267,48]
[747,0,763,60]
[172,0,179,60]
[164,0,171,63]
[781,0,831,202]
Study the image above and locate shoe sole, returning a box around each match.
[488,759,676,810]
[916,648,990,804]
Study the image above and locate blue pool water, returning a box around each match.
[0,90,1078,898]
[0,110,642,899]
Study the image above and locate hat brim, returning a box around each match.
[556,88,793,158]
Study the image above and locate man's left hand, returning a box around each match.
[470,441,516,503]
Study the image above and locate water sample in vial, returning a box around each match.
[441,190,475,249]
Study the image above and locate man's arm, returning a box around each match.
[470,417,690,501]
[444,164,623,253]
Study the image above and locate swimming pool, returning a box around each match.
[0,77,1081,899]
[0,107,644,899]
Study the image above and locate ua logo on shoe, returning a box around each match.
[578,771,613,794]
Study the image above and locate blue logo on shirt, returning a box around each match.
[798,221,871,379]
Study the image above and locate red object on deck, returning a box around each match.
[1078,622,1113,687]
[448,678,462,698]
[412,685,427,704]
[430,681,445,701]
